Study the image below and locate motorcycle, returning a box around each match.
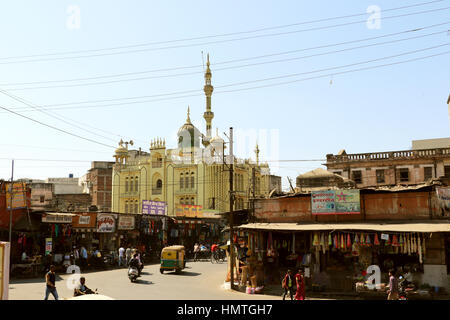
[128,266,139,282]
[398,276,408,300]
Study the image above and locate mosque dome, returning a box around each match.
[177,106,201,149]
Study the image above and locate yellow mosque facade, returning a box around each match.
[111,55,275,217]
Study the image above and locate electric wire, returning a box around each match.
[0,5,449,65]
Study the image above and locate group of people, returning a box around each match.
[118,245,145,268]
[282,269,306,301]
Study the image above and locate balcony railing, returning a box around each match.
[152,161,163,168]
[152,188,162,195]
[326,147,450,164]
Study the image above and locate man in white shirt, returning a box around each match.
[118,246,125,267]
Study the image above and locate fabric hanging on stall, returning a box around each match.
[328,233,332,246]
[374,233,380,246]
[407,234,411,255]
[413,234,418,253]
[365,234,371,247]
[360,233,365,246]
[333,234,338,249]
[418,235,423,264]
[385,234,391,246]
[341,234,345,250]
[354,233,359,245]
[422,236,426,256]
[321,233,326,254]
[347,234,352,249]
[399,234,404,246]
[55,224,59,237]
[392,235,398,247]
[313,233,320,246]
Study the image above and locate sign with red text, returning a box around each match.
[312,190,360,215]
[96,213,116,233]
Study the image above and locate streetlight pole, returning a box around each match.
[228,127,235,290]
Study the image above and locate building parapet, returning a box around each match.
[326,147,450,164]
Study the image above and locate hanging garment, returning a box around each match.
[360,233,365,246]
[347,234,352,249]
[413,234,418,253]
[385,235,391,246]
[313,233,320,246]
[399,234,404,246]
[365,234,371,247]
[374,233,380,246]
[55,224,59,237]
[392,235,398,247]
[333,234,338,249]
[407,234,411,255]
[321,233,326,254]
[418,235,423,264]
[354,234,359,245]
[341,234,345,250]
[328,233,332,246]
[422,236,426,256]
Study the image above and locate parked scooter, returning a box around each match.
[398,276,408,300]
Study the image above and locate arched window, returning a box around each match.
[180,198,184,205]
[135,200,138,213]
[156,179,162,189]
[191,197,195,205]
[125,201,129,214]
[185,174,189,189]
[180,173,184,189]
[130,177,134,192]
[135,176,139,192]
[191,172,195,189]
[125,177,129,192]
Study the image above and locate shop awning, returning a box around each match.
[45,212,77,217]
[236,221,450,233]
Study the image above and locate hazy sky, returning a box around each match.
[0,0,449,190]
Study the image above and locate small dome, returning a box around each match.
[210,128,224,144]
[115,139,129,156]
[178,106,201,149]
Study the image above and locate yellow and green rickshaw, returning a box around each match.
[160,245,186,274]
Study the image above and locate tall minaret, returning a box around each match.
[203,53,214,139]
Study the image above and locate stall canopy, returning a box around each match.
[236,221,450,233]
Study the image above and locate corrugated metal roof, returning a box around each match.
[236,221,450,232]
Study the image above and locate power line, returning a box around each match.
[0,4,448,65]
[3,43,449,114]
[4,28,448,91]
[0,104,116,149]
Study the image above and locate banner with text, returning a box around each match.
[176,205,203,218]
[311,189,360,215]
[142,200,167,215]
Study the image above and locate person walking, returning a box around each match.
[118,245,125,267]
[125,246,132,265]
[294,269,306,300]
[44,265,59,300]
[282,269,295,301]
[73,246,80,266]
[80,246,88,269]
[387,269,399,300]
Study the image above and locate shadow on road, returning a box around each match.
[140,272,152,276]
[163,271,201,277]
[134,280,153,285]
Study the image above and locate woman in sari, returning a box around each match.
[295,269,306,300]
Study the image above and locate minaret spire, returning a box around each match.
[203,53,214,139]
[186,105,191,124]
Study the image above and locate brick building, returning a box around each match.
[85,161,114,212]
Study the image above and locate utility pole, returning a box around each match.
[8,160,14,244]
[228,127,235,290]
[251,167,256,222]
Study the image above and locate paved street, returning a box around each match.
[8,261,285,300]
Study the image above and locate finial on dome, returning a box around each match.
[186,106,191,124]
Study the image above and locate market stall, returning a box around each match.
[237,222,450,295]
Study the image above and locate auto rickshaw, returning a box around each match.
[160,245,186,274]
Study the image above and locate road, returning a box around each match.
[8,260,284,300]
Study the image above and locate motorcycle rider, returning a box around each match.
[128,253,141,277]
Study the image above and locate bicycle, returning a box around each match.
[210,249,226,263]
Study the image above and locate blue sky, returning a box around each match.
[0,0,449,190]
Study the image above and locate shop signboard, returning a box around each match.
[142,200,167,215]
[176,205,203,218]
[72,213,97,229]
[45,238,52,255]
[335,189,360,214]
[6,182,27,209]
[436,187,450,212]
[0,242,11,300]
[118,216,135,230]
[42,214,73,223]
[311,189,360,215]
[311,191,335,214]
[96,213,116,233]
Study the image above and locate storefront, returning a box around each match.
[96,213,118,253]
[72,212,97,252]
[236,222,450,294]
[40,212,75,265]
